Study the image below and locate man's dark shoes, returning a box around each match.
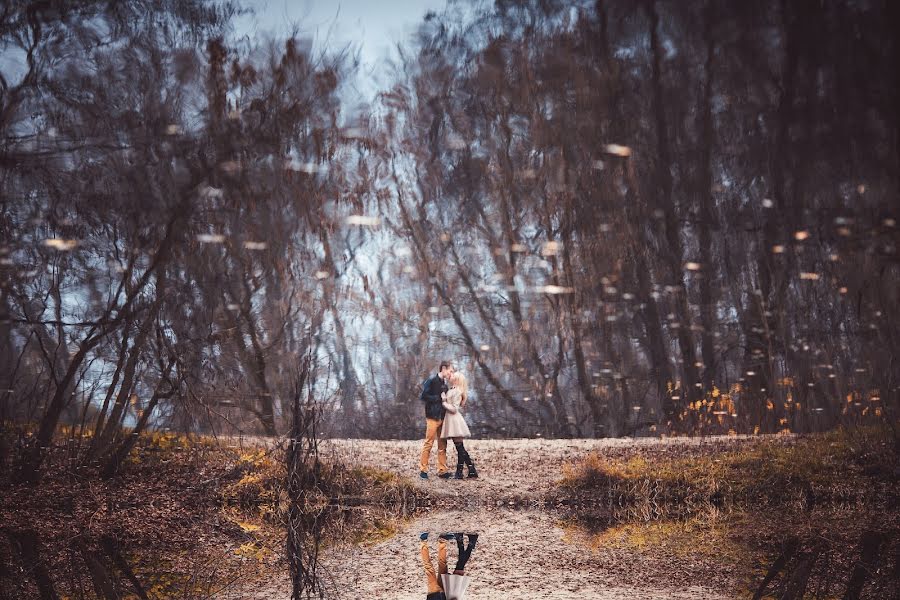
[453,465,465,479]
[420,471,429,479]
[467,465,478,478]
[439,533,458,541]
[419,532,429,541]
[437,472,452,479]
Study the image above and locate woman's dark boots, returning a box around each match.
[453,440,477,479]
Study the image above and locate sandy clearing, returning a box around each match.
[317,435,780,505]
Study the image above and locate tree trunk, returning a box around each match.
[696,1,718,390]
[647,0,701,409]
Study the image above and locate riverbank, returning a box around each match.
[0,432,413,599]
[2,429,896,598]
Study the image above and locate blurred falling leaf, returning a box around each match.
[346,215,382,227]
[793,230,810,241]
[197,234,225,243]
[799,272,820,280]
[762,198,774,208]
[536,285,574,295]
[603,144,632,157]
[243,241,267,250]
[43,238,79,251]
[684,262,701,271]
[314,271,329,279]
[541,241,560,256]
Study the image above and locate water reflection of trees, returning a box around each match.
[566,507,897,600]
[2,0,896,463]
[375,0,899,439]
[2,0,350,483]
[1,528,235,599]
[1,0,898,596]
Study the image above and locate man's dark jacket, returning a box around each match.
[420,373,448,420]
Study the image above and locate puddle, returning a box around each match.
[0,529,235,599]
[317,509,730,600]
[5,503,894,599]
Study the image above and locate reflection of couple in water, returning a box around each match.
[419,361,478,480]
[420,532,478,600]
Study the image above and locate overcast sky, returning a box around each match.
[235,0,449,98]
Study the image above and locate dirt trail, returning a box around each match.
[319,435,771,505]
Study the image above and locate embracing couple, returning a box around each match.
[419,361,477,480]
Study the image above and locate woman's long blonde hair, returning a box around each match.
[450,372,468,403]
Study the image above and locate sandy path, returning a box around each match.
[318,435,771,505]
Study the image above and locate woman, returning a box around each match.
[440,533,477,600]
[440,372,477,479]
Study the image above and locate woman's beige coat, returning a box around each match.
[440,388,471,438]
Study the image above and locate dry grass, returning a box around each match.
[558,426,897,507]
[556,427,900,598]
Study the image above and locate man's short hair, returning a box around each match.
[439,360,452,371]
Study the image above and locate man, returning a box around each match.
[419,531,453,600]
[419,361,453,479]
